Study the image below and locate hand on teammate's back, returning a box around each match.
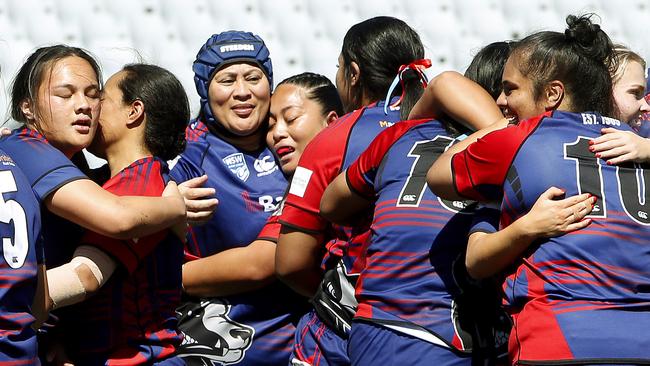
[162,180,190,242]
[590,128,650,165]
[178,175,219,224]
[517,187,595,239]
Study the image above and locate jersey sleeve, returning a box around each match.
[469,202,500,235]
[346,127,400,199]
[451,113,548,201]
[347,119,430,199]
[169,141,207,183]
[1,133,87,202]
[256,213,281,243]
[280,125,348,233]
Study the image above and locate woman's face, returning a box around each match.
[496,56,546,123]
[89,70,129,157]
[267,84,331,175]
[31,56,100,157]
[208,62,271,136]
[335,53,352,112]
[612,60,650,126]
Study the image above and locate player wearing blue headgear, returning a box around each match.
[171,31,303,366]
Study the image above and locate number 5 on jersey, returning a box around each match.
[0,170,29,268]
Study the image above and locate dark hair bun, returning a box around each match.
[564,14,612,63]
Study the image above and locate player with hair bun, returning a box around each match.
[428,14,650,364]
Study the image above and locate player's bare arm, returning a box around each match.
[320,170,372,227]
[182,239,277,297]
[276,229,324,298]
[466,187,595,279]
[427,119,510,201]
[46,179,186,240]
[409,71,503,131]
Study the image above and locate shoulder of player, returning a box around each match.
[477,112,550,149]
[300,107,383,160]
[104,157,165,195]
[184,119,209,141]
[368,119,436,153]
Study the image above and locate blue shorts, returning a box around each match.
[348,321,472,366]
[290,310,349,366]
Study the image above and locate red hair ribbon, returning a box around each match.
[385,59,432,114]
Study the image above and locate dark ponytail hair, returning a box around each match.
[119,64,189,160]
[510,14,616,116]
[465,41,516,100]
[340,16,425,118]
[11,44,102,124]
[277,72,344,117]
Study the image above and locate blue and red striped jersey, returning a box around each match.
[280,100,402,272]
[62,157,183,365]
[451,110,650,363]
[0,128,87,268]
[346,119,476,351]
[170,120,302,365]
[0,149,41,365]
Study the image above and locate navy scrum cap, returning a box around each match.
[193,30,273,125]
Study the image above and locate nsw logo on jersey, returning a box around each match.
[223,153,250,181]
[0,155,16,167]
[253,155,278,177]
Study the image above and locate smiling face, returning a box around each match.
[267,83,330,175]
[496,55,546,123]
[613,60,650,126]
[208,62,271,136]
[28,56,101,157]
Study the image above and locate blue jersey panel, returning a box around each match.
[0,150,41,364]
[170,120,287,256]
[0,129,87,267]
[500,111,650,362]
[171,121,306,365]
[349,120,476,351]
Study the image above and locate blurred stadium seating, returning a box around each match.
[0,0,648,121]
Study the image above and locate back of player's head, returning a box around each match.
[341,16,424,117]
[11,44,102,123]
[510,14,616,116]
[277,72,344,117]
[465,41,516,100]
[119,64,189,160]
